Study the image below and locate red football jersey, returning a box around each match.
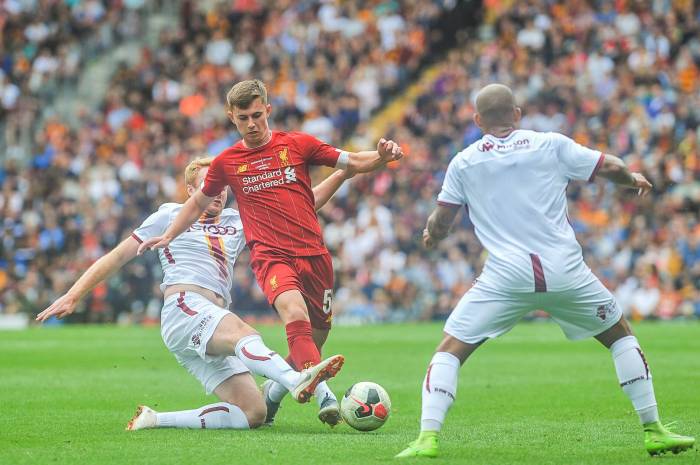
[202,131,341,257]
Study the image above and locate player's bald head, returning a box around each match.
[475,84,518,128]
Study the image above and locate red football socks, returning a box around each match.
[285,320,321,369]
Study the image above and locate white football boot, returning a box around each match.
[290,355,344,403]
[126,405,157,431]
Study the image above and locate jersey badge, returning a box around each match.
[478,141,494,152]
[278,147,290,167]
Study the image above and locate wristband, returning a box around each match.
[336,150,350,169]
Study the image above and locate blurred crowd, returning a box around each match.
[0,0,456,322]
[1,0,698,324]
[330,0,700,323]
[1,0,150,157]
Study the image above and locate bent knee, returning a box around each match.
[277,305,309,324]
[243,402,267,429]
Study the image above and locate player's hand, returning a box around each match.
[377,138,404,163]
[423,228,436,249]
[631,173,652,196]
[36,293,78,322]
[137,235,171,256]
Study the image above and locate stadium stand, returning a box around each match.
[1,0,699,325]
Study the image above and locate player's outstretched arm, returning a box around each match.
[345,138,404,174]
[312,169,355,211]
[137,191,212,255]
[36,236,140,322]
[423,204,461,249]
[597,154,652,196]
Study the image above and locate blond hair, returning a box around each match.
[184,157,214,187]
[225,79,268,110]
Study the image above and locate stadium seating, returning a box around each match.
[1,0,699,323]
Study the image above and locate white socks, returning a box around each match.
[156,402,249,429]
[266,378,336,406]
[234,335,300,392]
[314,381,337,407]
[421,352,460,432]
[236,335,337,407]
[610,336,659,425]
[268,379,289,403]
[413,337,659,436]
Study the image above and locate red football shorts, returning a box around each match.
[250,251,334,330]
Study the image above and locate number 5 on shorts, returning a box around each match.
[322,289,333,314]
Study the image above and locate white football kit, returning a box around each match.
[437,130,622,343]
[132,203,249,394]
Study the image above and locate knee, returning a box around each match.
[222,321,258,348]
[278,304,309,324]
[243,400,267,429]
[436,335,479,364]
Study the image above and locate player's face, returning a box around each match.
[227,97,272,148]
[188,167,227,217]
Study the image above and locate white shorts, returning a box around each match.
[444,278,622,344]
[160,291,248,394]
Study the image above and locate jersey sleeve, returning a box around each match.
[550,133,604,182]
[201,154,228,197]
[295,132,341,167]
[437,157,467,206]
[132,206,172,243]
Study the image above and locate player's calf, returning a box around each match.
[261,379,283,425]
[243,402,267,429]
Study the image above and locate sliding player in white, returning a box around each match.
[396,84,695,458]
[37,157,352,430]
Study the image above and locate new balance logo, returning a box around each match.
[284,167,297,183]
[620,375,646,387]
[433,387,455,400]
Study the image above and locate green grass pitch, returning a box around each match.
[1,322,698,465]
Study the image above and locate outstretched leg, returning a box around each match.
[596,317,694,456]
[263,326,340,426]
[127,372,265,430]
[209,313,343,404]
[395,334,483,458]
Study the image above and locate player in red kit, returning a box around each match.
[139,79,404,426]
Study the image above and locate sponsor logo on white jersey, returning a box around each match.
[478,138,530,152]
[187,224,239,235]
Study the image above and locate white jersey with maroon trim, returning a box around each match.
[132,203,245,307]
[437,129,605,293]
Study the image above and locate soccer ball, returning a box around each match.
[340,381,391,431]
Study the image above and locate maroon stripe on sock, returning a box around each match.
[529,253,547,293]
[425,364,433,393]
[241,346,271,361]
[176,292,198,316]
[635,347,650,379]
[199,406,230,417]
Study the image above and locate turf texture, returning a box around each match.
[1,322,698,465]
